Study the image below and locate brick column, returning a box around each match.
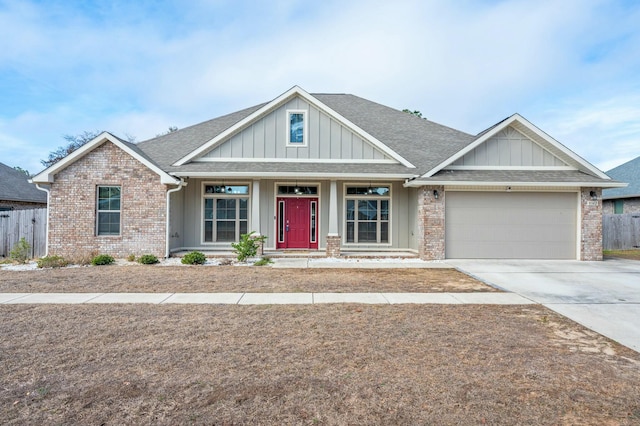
[581,187,603,261]
[418,186,445,260]
[326,235,341,258]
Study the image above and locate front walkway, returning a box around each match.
[0,292,533,305]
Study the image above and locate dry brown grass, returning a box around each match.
[0,267,493,293]
[2,304,640,425]
[2,267,639,424]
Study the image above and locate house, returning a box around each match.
[603,156,640,214]
[31,86,624,261]
[0,162,47,210]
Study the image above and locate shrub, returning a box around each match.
[253,257,273,266]
[181,251,206,265]
[138,254,159,265]
[231,232,267,262]
[91,254,115,266]
[127,254,136,262]
[9,238,31,264]
[68,249,97,266]
[37,255,68,269]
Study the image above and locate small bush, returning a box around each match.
[91,254,115,266]
[37,255,68,269]
[9,238,31,264]
[181,251,206,265]
[68,249,98,266]
[231,232,267,262]
[253,257,273,266]
[127,254,136,262]
[138,254,159,265]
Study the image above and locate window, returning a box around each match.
[97,186,121,235]
[345,185,390,244]
[203,184,249,242]
[287,110,307,145]
[614,199,624,214]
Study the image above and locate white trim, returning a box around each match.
[193,157,399,164]
[342,182,392,247]
[31,132,180,185]
[286,109,308,147]
[273,181,322,250]
[96,185,122,237]
[404,180,627,188]
[172,172,416,179]
[421,114,610,180]
[200,181,251,245]
[444,165,576,171]
[173,86,415,168]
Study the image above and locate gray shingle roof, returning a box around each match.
[0,162,47,203]
[603,156,640,199]
[412,169,614,184]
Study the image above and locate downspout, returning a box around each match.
[165,179,186,258]
[34,183,50,257]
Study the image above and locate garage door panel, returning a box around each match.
[445,192,577,259]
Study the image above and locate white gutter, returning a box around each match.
[165,179,186,258]
[34,183,50,257]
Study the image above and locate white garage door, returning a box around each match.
[445,192,577,259]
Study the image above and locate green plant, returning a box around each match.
[37,255,68,269]
[91,254,115,266]
[231,232,267,262]
[127,254,136,262]
[253,257,273,266]
[181,251,206,265]
[9,237,31,264]
[138,254,159,264]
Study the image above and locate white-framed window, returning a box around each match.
[345,185,390,244]
[286,109,307,146]
[96,185,121,236]
[203,184,249,242]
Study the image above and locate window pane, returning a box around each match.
[290,113,304,143]
[358,200,377,220]
[380,222,389,243]
[346,222,355,243]
[346,200,355,220]
[239,198,248,220]
[217,199,236,219]
[98,212,120,235]
[240,220,247,236]
[204,221,213,242]
[216,221,236,242]
[358,222,377,242]
[380,200,389,220]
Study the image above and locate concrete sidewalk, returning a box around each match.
[0,292,533,305]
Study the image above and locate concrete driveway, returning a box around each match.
[446,258,640,352]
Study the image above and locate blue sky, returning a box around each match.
[1,0,639,175]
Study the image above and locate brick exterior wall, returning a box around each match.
[581,187,603,261]
[417,185,445,260]
[326,235,341,257]
[48,142,168,259]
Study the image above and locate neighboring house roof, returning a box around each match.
[603,156,640,199]
[0,162,47,203]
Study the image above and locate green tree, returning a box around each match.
[13,166,30,176]
[41,130,102,168]
[402,109,426,119]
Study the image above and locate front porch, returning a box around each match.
[169,249,419,259]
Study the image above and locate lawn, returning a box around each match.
[1,267,639,424]
[604,249,640,261]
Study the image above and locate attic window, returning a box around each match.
[287,110,307,146]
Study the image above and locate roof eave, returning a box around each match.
[404,180,627,188]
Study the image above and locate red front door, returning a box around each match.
[277,197,318,249]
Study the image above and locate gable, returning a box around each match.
[449,126,568,168]
[197,95,396,163]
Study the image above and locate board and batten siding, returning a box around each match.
[452,127,568,167]
[202,97,392,161]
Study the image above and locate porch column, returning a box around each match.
[580,187,603,261]
[418,185,445,260]
[251,180,263,255]
[326,180,341,257]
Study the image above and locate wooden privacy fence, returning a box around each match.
[0,208,47,258]
[603,213,640,250]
